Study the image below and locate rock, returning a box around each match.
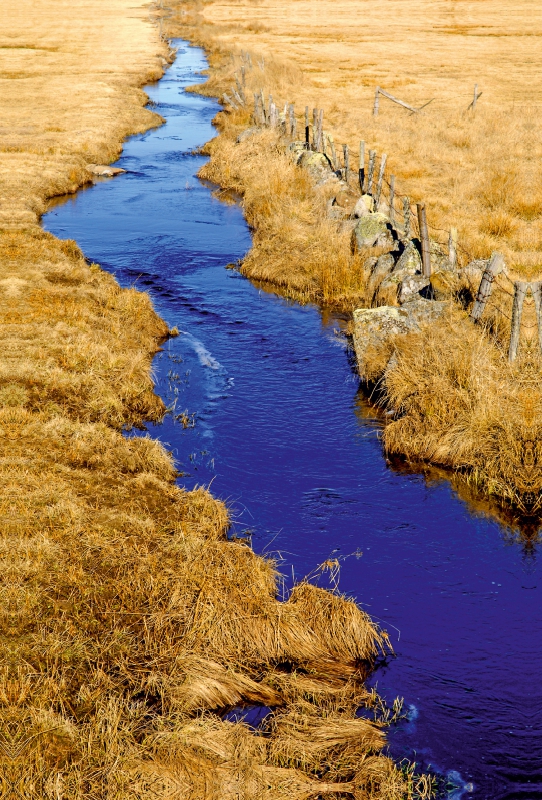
[289,140,308,164]
[378,242,422,297]
[353,194,374,217]
[298,150,336,185]
[398,273,430,304]
[236,126,262,143]
[368,253,395,297]
[352,300,448,380]
[352,212,393,250]
[333,188,358,212]
[88,164,126,177]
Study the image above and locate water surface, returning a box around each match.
[44,43,542,800]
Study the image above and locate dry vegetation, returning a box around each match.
[167,0,542,520]
[0,0,428,796]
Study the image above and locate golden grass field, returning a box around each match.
[167,0,542,520]
[1,1,425,797]
[195,0,542,274]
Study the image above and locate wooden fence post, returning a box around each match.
[329,138,338,171]
[359,141,365,193]
[389,175,395,226]
[416,203,431,278]
[253,93,260,124]
[403,196,411,239]
[260,89,266,123]
[508,281,528,361]
[289,104,295,137]
[305,106,310,146]
[471,252,505,321]
[343,144,350,183]
[472,84,478,111]
[373,87,380,116]
[318,109,324,151]
[532,281,542,352]
[375,153,387,209]
[312,108,318,148]
[367,150,376,194]
[449,227,458,270]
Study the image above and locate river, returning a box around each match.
[43,42,542,800]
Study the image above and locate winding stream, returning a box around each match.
[44,43,542,800]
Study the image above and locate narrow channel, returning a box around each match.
[44,43,542,800]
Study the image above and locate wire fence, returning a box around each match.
[225,54,542,361]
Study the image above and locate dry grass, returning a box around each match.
[0,0,424,796]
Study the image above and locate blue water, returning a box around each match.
[43,43,542,800]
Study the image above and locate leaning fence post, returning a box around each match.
[509,281,528,362]
[532,281,542,353]
[472,84,478,111]
[305,106,310,146]
[312,108,318,148]
[417,203,431,278]
[329,137,338,171]
[449,227,458,270]
[359,141,365,193]
[367,150,376,194]
[403,196,411,239]
[343,144,350,183]
[389,175,395,226]
[375,153,387,209]
[471,252,505,321]
[373,87,380,116]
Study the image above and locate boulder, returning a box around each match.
[236,126,262,144]
[289,140,308,164]
[298,150,336,185]
[368,253,395,298]
[353,194,374,217]
[88,164,126,177]
[378,242,422,297]
[352,300,448,380]
[352,212,393,250]
[398,273,430,304]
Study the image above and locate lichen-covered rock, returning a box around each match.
[289,140,308,164]
[398,273,430,304]
[395,241,422,275]
[353,194,374,217]
[352,213,392,249]
[298,150,336,185]
[352,300,448,380]
[368,253,395,298]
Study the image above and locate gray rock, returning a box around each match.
[288,140,308,164]
[88,164,126,177]
[397,273,430,304]
[352,300,448,379]
[352,212,392,249]
[353,194,374,217]
[236,126,262,144]
[368,253,395,296]
[298,150,336,185]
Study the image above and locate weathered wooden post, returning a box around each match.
[471,252,505,321]
[260,89,266,123]
[509,281,528,361]
[359,141,365,193]
[289,104,295,137]
[305,106,310,146]
[403,196,411,239]
[449,227,458,270]
[329,137,338,171]
[532,281,542,352]
[373,87,380,116]
[375,153,387,209]
[389,175,395,226]
[253,93,260,124]
[416,203,431,278]
[268,94,273,121]
[269,102,278,128]
[312,108,318,148]
[318,109,324,151]
[367,150,376,194]
[472,84,478,111]
[343,144,350,183]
